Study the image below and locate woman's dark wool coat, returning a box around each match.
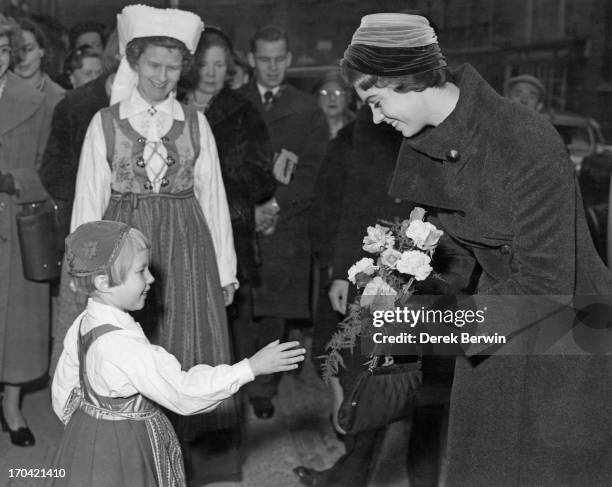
[389,64,612,487]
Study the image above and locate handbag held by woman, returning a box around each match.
[16,201,63,281]
[337,355,422,435]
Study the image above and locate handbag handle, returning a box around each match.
[367,343,422,373]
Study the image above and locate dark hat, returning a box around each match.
[203,25,233,52]
[342,13,446,77]
[65,220,130,277]
[504,74,545,99]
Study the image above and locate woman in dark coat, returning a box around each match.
[183,27,275,290]
[181,27,275,483]
[340,13,612,487]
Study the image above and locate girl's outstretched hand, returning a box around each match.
[249,340,306,376]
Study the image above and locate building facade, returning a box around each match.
[3,0,611,136]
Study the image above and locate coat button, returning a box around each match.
[446,149,461,163]
[137,137,146,144]
[166,156,175,166]
[0,235,7,243]
[136,157,146,168]
[500,244,511,255]
[160,177,169,187]
[144,181,153,191]
[161,136,169,143]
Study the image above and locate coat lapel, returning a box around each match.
[388,65,494,213]
[0,72,45,136]
[389,140,469,212]
[263,86,295,124]
[205,88,244,128]
[240,81,296,124]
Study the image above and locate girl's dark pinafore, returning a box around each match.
[51,324,185,487]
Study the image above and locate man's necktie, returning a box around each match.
[263,90,274,111]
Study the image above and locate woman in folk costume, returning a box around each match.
[339,13,612,487]
[70,5,239,448]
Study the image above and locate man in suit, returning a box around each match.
[240,25,328,418]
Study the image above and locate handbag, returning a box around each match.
[337,355,422,435]
[16,200,63,281]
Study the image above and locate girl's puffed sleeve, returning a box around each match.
[93,331,253,415]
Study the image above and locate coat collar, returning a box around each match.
[242,79,299,123]
[65,73,109,107]
[388,64,501,211]
[41,73,66,107]
[406,63,496,165]
[0,71,45,136]
[205,87,250,128]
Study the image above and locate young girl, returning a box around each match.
[51,220,305,487]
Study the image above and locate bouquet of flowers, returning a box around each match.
[321,207,444,382]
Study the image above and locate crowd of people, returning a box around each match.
[0,4,611,487]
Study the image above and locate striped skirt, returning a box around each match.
[104,190,238,438]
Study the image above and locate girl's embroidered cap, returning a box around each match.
[65,221,131,277]
[117,4,204,56]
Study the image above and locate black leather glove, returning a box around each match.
[0,171,16,195]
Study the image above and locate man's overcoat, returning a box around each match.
[241,81,328,318]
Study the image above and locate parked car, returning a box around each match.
[544,111,612,264]
[578,151,612,265]
[547,111,612,172]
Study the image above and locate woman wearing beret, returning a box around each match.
[333,12,612,487]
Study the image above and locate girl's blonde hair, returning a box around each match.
[71,228,150,295]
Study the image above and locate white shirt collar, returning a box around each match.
[256,82,280,103]
[119,87,185,121]
[86,298,140,332]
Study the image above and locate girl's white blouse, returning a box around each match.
[70,88,237,288]
[52,299,254,419]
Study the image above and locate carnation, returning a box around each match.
[405,220,444,252]
[360,276,397,312]
[347,257,378,285]
[396,250,433,281]
[362,224,395,254]
[409,207,426,222]
[379,248,402,269]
